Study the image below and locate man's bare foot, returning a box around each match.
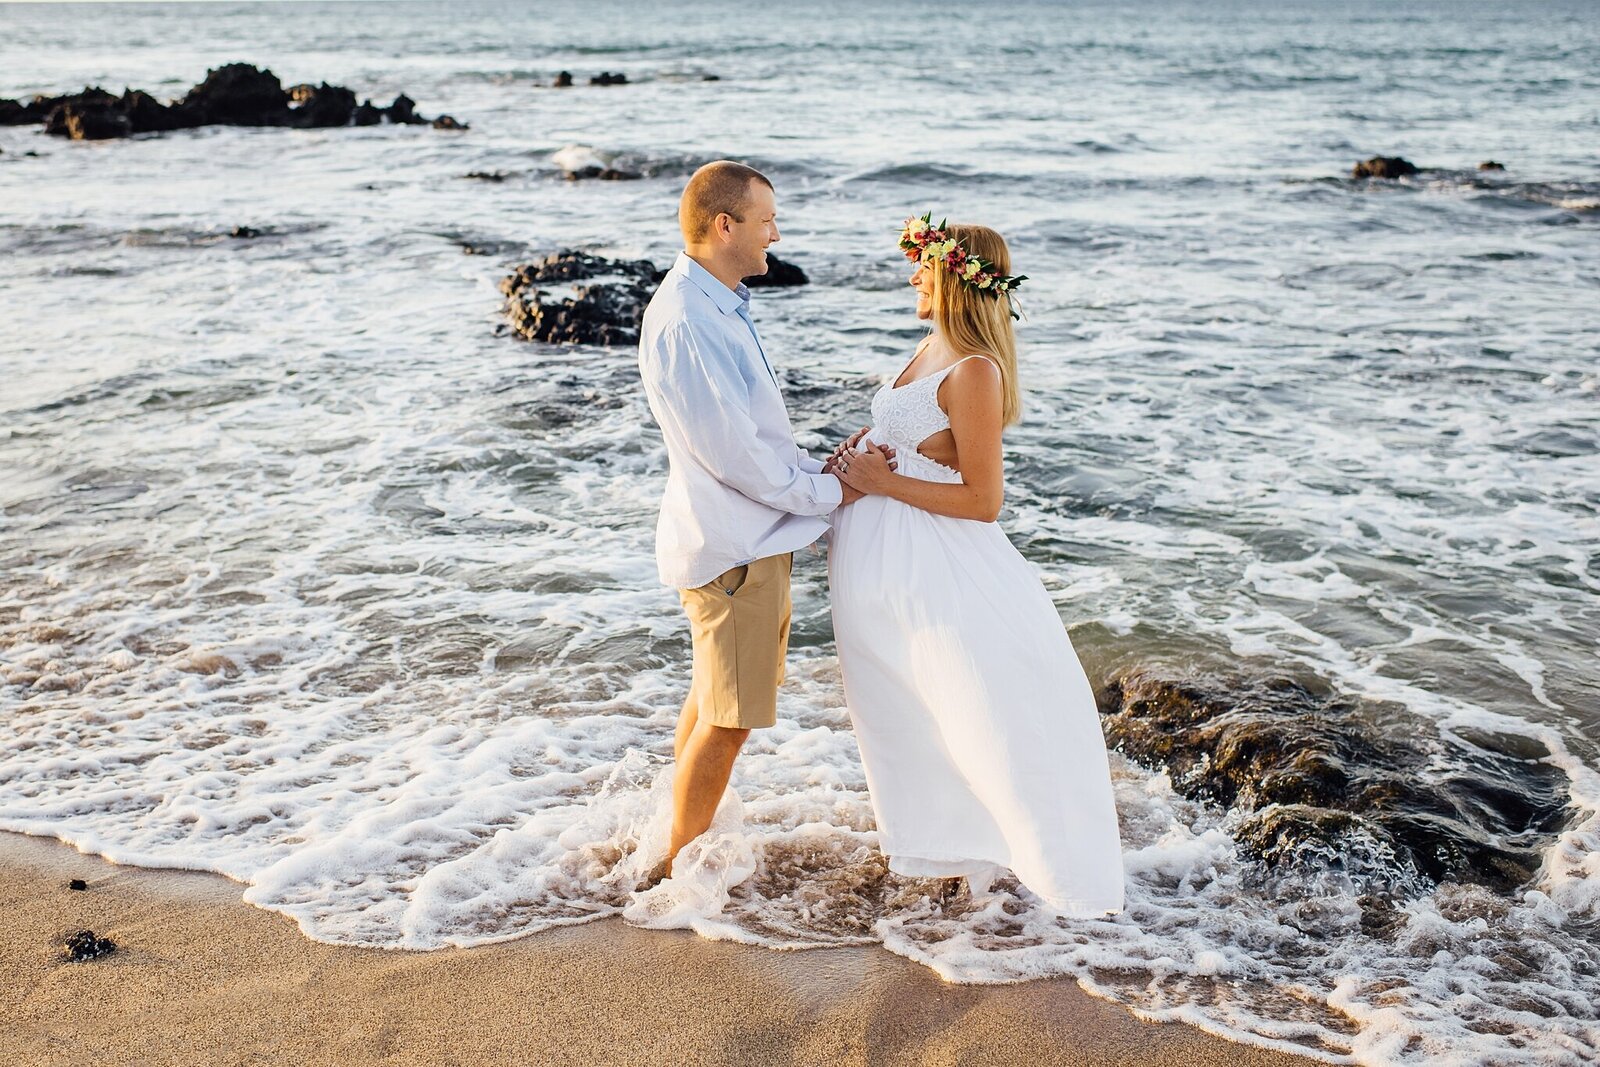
[635,856,672,892]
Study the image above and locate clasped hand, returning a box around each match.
[824,426,897,502]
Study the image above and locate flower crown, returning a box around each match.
[899,212,1026,319]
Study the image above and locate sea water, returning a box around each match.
[1,2,1597,1062]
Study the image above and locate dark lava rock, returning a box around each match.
[553,71,574,88]
[230,226,262,239]
[181,62,290,125]
[563,164,642,181]
[64,929,116,962]
[503,249,661,286]
[1479,160,1506,172]
[703,74,722,82]
[287,82,357,128]
[432,115,468,130]
[388,94,418,124]
[21,64,453,140]
[6,87,113,126]
[1097,671,1569,893]
[121,89,186,133]
[1352,156,1419,179]
[56,102,132,141]
[500,250,665,346]
[40,88,120,135]
[68,879,88,891]
[590,72,628,86]
[463,171,508,182]
[744,253,808,288]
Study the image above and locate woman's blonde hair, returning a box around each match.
[926,224,1021,425]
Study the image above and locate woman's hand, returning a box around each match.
[824,427,870,474]
[834,441,897,495]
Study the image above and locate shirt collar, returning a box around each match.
[675,251,750,317]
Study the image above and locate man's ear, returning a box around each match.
[712,212,734,243]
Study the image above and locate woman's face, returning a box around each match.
[909,260,934,321]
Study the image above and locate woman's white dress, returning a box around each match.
[828,354,1125,915]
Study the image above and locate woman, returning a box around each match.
[825,215,1125,914]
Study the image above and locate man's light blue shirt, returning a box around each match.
[638,251,843,589]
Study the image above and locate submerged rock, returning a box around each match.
[744,253,808,288]
[4,63,458,141]
[63,929,116,962]
[1097,671,1568,893]
[552,71,574,88]
[1352,156,1419,179]
[500,250,666,346]
[563,164,642,181]
[1479,160,1507,172]
[589,72,629,86]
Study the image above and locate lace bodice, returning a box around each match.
[866,354,986,485]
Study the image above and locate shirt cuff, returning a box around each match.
[819,472,845,510]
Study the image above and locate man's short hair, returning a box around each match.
[679,160,773,243]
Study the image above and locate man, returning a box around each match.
[636,160,887,884]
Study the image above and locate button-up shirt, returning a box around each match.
[638,251,843,588]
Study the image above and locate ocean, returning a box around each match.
[1,1,1597,1062]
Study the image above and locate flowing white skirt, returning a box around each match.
[828,449,1125,915]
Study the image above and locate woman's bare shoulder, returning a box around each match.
[938,353,1002,414]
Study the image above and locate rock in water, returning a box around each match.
[64,929,116,962]
[180,62,290,126]
[552,71,574,88]
[432,115,468,130]
[1352,156,1419,179]
[744,253,808,288]
[589,71,628,86]
[500,250,665,346]
[388,94,418,124]
[1097,670,1568,892]
[562,164,642,181]
[22,64,456,139]
[287,82,357,128]
[1478,160,1507,172]
[57,102,132,141]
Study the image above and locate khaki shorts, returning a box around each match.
[678,552,793,729]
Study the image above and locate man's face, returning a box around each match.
[725,180,779,277]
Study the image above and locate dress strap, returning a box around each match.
[930,353,991,382]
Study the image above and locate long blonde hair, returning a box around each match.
[926,223,1021,425]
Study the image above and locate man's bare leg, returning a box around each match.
[673,692,699,764]
[665,720,750,875]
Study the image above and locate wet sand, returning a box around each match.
[1,831,1321,1066]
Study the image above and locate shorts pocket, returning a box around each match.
[713,563,750,597]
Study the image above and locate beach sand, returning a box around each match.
[2,831,1319,1067]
